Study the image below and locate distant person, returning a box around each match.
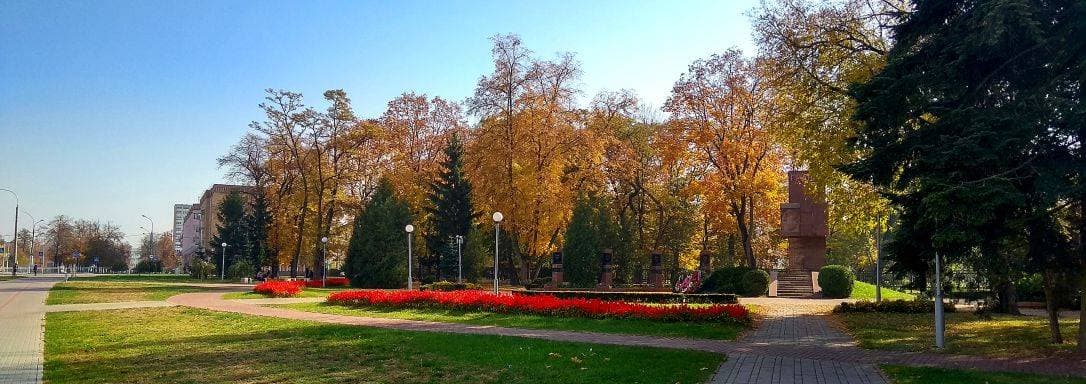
[33,264,38,276]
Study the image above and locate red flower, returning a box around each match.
[305,277,349,288]
[253,280,305,297]
[326,290,751,324]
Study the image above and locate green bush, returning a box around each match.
[189,259,217,280]
[741,269,770,297]
[833,299,957,313]
[134,259,163,273]
[421,280,485,291]
[699,266,752,294]
[228,260,254,280]
[819,265,855,298]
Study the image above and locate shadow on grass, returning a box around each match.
[45,307,722,384]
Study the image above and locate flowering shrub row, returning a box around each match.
[253,280,305,297]
[305,277,350,288]
[327,290,751,324]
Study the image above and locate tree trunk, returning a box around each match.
[1042,270,1063,344]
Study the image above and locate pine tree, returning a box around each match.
[344,178,413,288]
[425,134,478,281]
[209,191,249,275]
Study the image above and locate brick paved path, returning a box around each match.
[169,292,1086,382]
[0,277,62,384]
[711,302,887,383]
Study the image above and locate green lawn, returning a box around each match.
[0,275,26,281]
[850,281,916,300]
[72,274,236,284]
[838,312,1079,358]
[46,281,211,305]
[223,287,350,299]
[45,307,723,383]
[280,302,748,340]
[883,365,1086,384]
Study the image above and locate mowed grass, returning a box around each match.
[223,287,350,299]
[280,302,748,340]
[850,281,916,301]
[46,281,210,305]
[44,307,723,383]
[73,274,221,283]
[882,365,1086,384]
[837,312,1079,358]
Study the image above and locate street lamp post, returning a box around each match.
[1,188,19,277]
[141,214,155,272]
[220,243,228,280]
[455,235,463,284]
[29,218,43,275]
[320,236,329,287]
[492,212,503,294]
[405,225,414,290]
[934,252,945,349]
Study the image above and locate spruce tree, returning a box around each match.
[344,178,413,288]
[245,192,273,269]
[209,191,249,275]
[562,195,618,287]
[425,134,478,281]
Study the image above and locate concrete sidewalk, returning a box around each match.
[0,277,63,384]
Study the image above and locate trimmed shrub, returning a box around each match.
[421,280,484,291]
[518,290,737,304]
[699,266,753,294]
[741,269,770,297]
[819,265,855,298]
[833,299,957,314]
[228,260,254,280]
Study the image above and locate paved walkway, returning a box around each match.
[0,277,62,384]
[711,300,886,383]
[168,292,1086,382]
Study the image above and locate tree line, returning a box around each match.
[215,0,1084,349]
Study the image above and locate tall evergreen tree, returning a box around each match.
[844,0,1084,343]
[209,191,249,275]
[344,178,413,288]
[562,195,619,287]
[245,192,274,271]
[425,134,478,280]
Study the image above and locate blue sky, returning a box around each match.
[0,0,758,245]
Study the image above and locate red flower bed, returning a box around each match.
[305,277,350,288]
[327,290,750,324]
[253,280,305,297]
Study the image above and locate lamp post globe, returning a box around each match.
[405,224,414,290]
[220,243,227,280]
[491,212,503,294]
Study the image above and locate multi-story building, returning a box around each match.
[172,204,192,253]
[198,184,252,250]
[179,205,203,266]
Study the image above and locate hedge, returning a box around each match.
[833,299,957,314]
[421,281,485,291]
[699,266,752,294]
[518,290,737,304]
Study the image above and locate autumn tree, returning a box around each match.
[664,49,785,268]
[467,34,581,283]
